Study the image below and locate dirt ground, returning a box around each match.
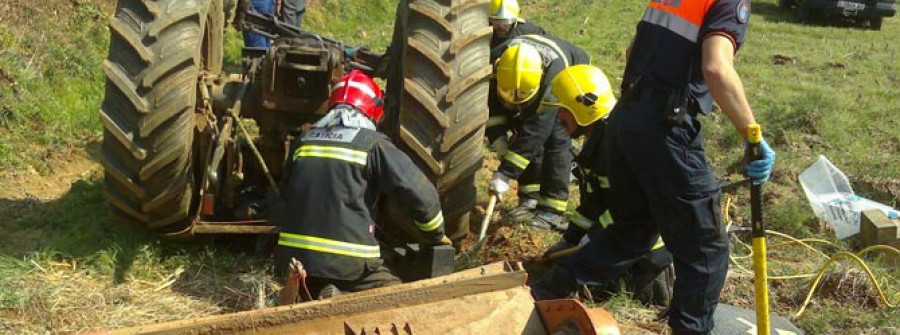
[0,147,100,252]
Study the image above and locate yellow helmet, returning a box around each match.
[495,43,543,105]
[551,65,617,126]
[490,0,520,22]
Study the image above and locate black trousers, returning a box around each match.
[280,0,306,28]
[486,110,573,213]
[305,265,400,297]
[275,255,401,298]
[558,89,728,335]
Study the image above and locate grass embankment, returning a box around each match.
[0,1,107,173]
[0,0,898,333]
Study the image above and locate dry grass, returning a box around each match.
[0,253,278,334]
[812,266,881,308]
[1,257,220,333]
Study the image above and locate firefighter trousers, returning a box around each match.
[486,111,572,213]
[572,89,728,335]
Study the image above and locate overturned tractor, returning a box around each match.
[99,0,492,244]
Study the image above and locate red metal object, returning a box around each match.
[535,299,621,335]
[292,259,313,302]
[201,194,216,216]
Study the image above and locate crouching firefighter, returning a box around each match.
[531,65,674,307]
[487,34,591,231]
[271,70,451,304]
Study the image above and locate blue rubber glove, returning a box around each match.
[344,46,360,58]
[746,138,776,185]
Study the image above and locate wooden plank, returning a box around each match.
[101,262,529,335]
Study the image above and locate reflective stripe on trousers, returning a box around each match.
[538,196,567,212]
[503,151,530,170]
[520,184,541,195]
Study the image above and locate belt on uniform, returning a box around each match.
[622,83,699,118]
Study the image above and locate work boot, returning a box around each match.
[507,197,538,223]
[317,284,342,299]
[526,210,568,232]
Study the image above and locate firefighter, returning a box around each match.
[487,0,553,224]
[532,65,674,307]
[489,0,548,48]
[528,0,776,331]
[487,34,590,231]
[272,70,451,301]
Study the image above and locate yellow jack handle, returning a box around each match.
[748,123,770,335]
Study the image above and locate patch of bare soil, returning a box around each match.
[0,149,99,201]
[477,226,549,263]
[852,176,900,205]
[0,147,99,253]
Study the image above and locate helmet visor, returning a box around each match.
[498,86,538,106]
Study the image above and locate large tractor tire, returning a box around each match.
[100,0,223,234]
[383,0,493,243]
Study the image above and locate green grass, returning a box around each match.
[0,2,107,173]
[522,0,900,237]
[1,0,899,333]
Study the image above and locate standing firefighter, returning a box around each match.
[272,70,450,302]
[532,65,674,307]
[530,0,777,333]
[489,0,547,48]
[487,34,590,230]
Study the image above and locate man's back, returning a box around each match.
[279,124,390,280]
[622,0,750,114]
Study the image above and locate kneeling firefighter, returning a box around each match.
[487,35,590,231]
[531,65,674,307]
[271,70,451,303]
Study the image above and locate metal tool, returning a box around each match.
[477,194,499,243]
[531,245,582,264]
[457,193,499,261]
[748,123,771,335]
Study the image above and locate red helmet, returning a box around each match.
[329,70,385,122]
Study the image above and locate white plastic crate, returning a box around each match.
[799,156,899,239]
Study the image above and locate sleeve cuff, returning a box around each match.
[570,211,596,231]
[416,210,444,232]
[702,31,739,52]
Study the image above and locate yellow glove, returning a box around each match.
[437,235,452,246]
